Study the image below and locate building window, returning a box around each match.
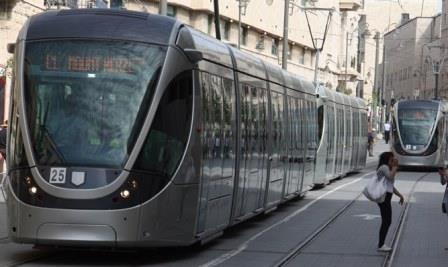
[256,34,265,51]
[167,5,176,17]
[242,27,248,46]
[224,20,231,40]
[110,0,123,9]
[271,38,279,56]
[0,0,10,20]
[298,47,305,64]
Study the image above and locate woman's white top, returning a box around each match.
[377,164,394,193]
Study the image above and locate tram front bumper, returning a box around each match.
[394,152,443,167]
[36,223,116,246]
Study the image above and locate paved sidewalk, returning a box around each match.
[366,139,391,165]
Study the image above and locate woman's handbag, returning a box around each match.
[363,174,388,203]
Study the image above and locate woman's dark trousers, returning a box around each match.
[377,192,392,248]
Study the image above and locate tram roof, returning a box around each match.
[317,86,366,109]
[26,9,176,45]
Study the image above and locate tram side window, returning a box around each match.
[10,93,28,167]
[134,71,193,177]
[200,72,235,180]
[222,78,235,178]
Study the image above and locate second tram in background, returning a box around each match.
[391,100,448,167]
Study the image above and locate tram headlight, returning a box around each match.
[120,189,130,199]
[29,186,37,195]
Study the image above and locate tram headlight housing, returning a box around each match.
[120,189,130,199]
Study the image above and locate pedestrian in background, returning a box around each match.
[376,152,404,252]
[367,126,374,157]
[384,121,391,144]
[0,121,7,161]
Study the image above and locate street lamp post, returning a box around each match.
[282,0,290,70]
[374,23,397,131]
[423,45,447,99]
[430,56,447,99]
[373,31,380,129]
[159,0,167,15]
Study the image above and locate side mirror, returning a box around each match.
[7,43,15,54]
[184,49,203,64]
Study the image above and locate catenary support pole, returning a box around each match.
[282,0,289,70]
[214,0,221,40]
[159,0,167,15]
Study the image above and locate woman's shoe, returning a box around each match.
[377,245,392,252]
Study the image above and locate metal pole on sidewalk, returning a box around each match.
[379,33,385,129]
[214,0,221,40]
[238,0,241,49]
[159,0,167,15]
[373,32,380,129]
[344,32,349,92]
[282,0,289,70]
[313,45,320,85]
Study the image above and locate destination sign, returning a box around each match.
[43,54,144,74]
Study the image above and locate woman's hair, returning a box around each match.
[377,152,394,170]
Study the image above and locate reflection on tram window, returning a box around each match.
[398,109,437,146]
[134,71,193,177]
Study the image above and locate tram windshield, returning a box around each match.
[24,40,166,167]
[397,108,437,147]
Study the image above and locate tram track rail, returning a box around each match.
[273,190,364,267]
[381,172,430,267]
[274,171,431,267]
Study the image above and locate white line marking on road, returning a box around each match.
[353,214,381,220]
[200,171,374,267]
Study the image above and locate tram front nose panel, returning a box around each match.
[36,223,117,245]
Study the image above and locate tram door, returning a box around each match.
[265,88,286,207]
[326,104,336,178]
[343,107,352,173]
[234,82,269,217]
[197,72,236,233]
[335,107,344,175]
[351,111,359,170]
[284,93,304,197]
[303,99,316,191]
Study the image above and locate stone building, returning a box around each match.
[0,0,440,126]
[383,15,442,106]
[361,0,437,113]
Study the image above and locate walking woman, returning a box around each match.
[376,152,404,252]
[437,167,448,215]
